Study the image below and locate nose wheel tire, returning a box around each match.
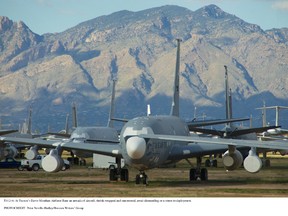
[135,172,148,185]
[109,168,129,182]
[189,168,208,181]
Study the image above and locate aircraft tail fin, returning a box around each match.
[27,106,32,134]
[65,114,69,134]
[170,39,181,117]
[224,66,232,122]
[72,103,78,128]
[107,80,116,128]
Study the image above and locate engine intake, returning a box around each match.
[243,149,262,173]
[42,149,64,173]
[25,146,39,160]
[222,149,243,171]
[4,145,18,158]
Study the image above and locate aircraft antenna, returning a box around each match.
[147,104,151,116]
[194,106,197,120]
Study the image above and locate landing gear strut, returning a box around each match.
[262,152,271,167]
[135,171,148,185]
[187,157,208,181]
[109,157,129,182]
[205,154,218,167]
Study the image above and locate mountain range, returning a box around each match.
[0,4,288,132]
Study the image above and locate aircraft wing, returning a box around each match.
[111,117,129,123]
[228,126,280,137]
[59,140,122,157]
[45,132,71,138]
[167,141,232,160]
[138,133,288,151]
[113,117,250,126]
[258,135,288,141]
[187,117,249,128]
[189,128,224,136]
[190,126,280,137]
[0,130,18,136]
[0,137,122,158]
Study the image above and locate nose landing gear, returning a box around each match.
[135,171,148,185]
[187,157,208,181]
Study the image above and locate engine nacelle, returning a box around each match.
[222,149,243,171]
[25,146,39,160]
[4,145,18,158]
[243,150,262,173]
[42,149,64,173]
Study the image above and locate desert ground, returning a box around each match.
[1,155,288,197]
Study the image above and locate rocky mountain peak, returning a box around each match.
[0,16,13,32]
[266,28,288,44]
[196,4,227,19]
[0,5,287,131]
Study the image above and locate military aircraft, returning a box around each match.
[256,104,288,157]
[1,39,288,185]
[0,106,34,160]
[24,80,120,162]
[0,129,20,160]
[189,66,278,138]
[256,105,288,136]
[188,65,280,167]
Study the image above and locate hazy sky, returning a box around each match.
[1,0,288,35]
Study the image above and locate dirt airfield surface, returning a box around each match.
[1,157,288,197]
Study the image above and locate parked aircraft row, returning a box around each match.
[0,119,34,160]
[1,39,288,185]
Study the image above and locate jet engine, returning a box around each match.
[42,149,64,173]
[4,145,18,158]
[25,146,39,160]
[243,149,262,173]
[222,149,243,171]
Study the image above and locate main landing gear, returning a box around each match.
[205,154,218,167]
[187,157,208,181]
[261,152,271,167]
[109,158,129,182]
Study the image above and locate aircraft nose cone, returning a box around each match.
[126,136,146,159]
